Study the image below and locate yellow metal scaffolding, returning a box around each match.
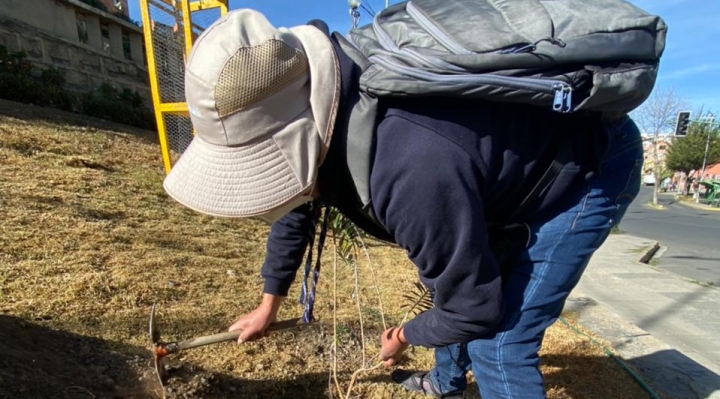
[139,0,228,173]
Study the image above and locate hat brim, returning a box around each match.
[163,134,311,218]
[163,24,340,218]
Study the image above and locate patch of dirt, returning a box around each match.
[0,315,156,399]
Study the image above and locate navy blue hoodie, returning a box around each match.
[260,27,607,348]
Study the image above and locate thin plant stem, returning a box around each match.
[354,227,387,330]
[331,236,343,398]
[63,386,96,398]
[353,246,367,369]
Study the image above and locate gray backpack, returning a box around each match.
[346,0,666,116]
[332,0,667,225]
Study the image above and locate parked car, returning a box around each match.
[643,174,656,186]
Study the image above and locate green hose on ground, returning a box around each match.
[557,316,662,399]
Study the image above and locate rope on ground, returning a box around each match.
[557,316,662,399]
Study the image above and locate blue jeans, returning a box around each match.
[430,117,644,399]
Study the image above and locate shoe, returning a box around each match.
[391,369,464,399]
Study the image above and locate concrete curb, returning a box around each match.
[619,236,717,295]
[676,200,720,212]
[632,241,720,291]
[645,202,667,211]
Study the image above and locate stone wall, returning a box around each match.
[3,0,78,42]
[0,0,150,104]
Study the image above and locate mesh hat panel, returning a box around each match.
[215,39,309,118]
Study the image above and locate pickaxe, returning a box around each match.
[148,304,311,391]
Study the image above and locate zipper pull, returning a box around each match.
[552,85,564,112]
[552,84,573,113]
[562,86,573,113]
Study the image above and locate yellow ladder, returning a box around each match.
[139,0,228,173]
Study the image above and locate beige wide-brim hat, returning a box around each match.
[163,9,340,219]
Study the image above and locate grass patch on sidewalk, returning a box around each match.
[0,100,653,398]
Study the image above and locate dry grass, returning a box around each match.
[0,100,652,399]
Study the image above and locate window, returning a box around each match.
[100,23,111,53]
[659,145,667,150]
[76,13,89,44]
[122,31,132,60]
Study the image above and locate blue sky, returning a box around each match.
[128,0,720,113]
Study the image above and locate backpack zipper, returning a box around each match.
[370,55,574,113]
[400,2,573,112]
[405,1,474,55]
[372,15,465,72]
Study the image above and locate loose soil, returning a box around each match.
[0,99,652,398]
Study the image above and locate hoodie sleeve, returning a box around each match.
[261,203,314,296]
[371,116,505,348]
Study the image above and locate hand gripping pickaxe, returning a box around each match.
[148,304,311,389]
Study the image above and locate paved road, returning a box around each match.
[619,186,720,285]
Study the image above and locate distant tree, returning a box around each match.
[631,88,688,205]
[666,113,720,193]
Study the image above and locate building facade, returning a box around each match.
[98,0,129,16]
[642,135,672,175]
[0,0,149,102]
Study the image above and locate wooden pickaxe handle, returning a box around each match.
[173,317,309,352]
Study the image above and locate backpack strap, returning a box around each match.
[299,202,329,323]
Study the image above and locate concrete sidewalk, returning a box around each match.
[567,233,720,399]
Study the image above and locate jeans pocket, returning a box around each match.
[602,117,643,166]
[606,158,643,227]
[573,156,642,231]
[615,159,643,207]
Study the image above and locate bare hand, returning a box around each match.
[228,294,283,343]
[379,327,409,367]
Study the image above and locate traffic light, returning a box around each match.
[674,111,691,136]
